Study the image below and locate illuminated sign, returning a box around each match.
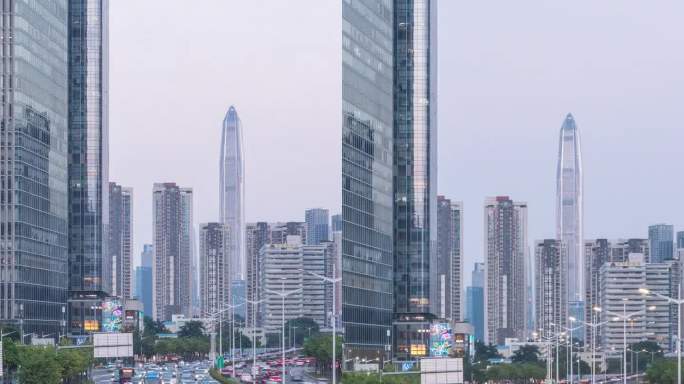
[101,298,123,333]
[429,323,453,357]
[84,320,100,332]
[410,344,427,357]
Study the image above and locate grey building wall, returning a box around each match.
[109,183,133,299]
[199,223,230,317]
[485,196,528,345]
[436,196,463,321]
[534,239,567,338]
[153,183,193,320]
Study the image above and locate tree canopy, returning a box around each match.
[511,345,541,364]
[178,320,206,338]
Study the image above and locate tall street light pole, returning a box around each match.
[246,298,264,378]
[300,264,341,384]
[552,322,582,384]
[266,282,302,384]
[601,301,651,384]
[570,312,612,384]
[639,285,683,384]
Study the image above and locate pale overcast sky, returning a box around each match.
[110,1,684,284]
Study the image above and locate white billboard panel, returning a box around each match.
[93,332,133,358]
[420,358,463,384]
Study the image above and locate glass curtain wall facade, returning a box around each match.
[67,0,110,335]
[648,224,674,263]
[0,0,69,335]
[556,113,583,306]
[305,208,330,245]
[392,0,438,361]
[220,106,245,282]
[342,0,395,363]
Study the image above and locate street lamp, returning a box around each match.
[552,322,582,384]
[299,264,341,384]
[246,298,264,378]
[265,281,303,384]
[601,300,653,384]
[639,285,683,384]
[570,314,612,384]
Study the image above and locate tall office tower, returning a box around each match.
[597,254,679,354]
[260,236,331,333]
[0,1,69,335]
[436,196,463,321]
[649,224,674,263]
[645,260,680,352]
[583,238,650,342]
[534,240,568,338]
[305,208,330,245]
[67,0,111,335]
[556,114,583,314]
[484,196,528,345]
[109,183,133,299]
[465,263,485,342]
[220,106,245,282]
[331,214,343,232]
[245,222,270,327]
[342,0,395,363]
[677,231,684,250]
[141,244,154,268]
[152,183,194,320]
[270,222,307,245]
[392,0,439,362]
[199,223,231,317]
[135,244,154,317]
[598,255,647,355]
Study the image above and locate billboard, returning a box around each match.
[93,332,133,358]
[101,298,123,333]
[429,323,453,357]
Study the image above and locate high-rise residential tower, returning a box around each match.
[68,0,110,335]
[109,183,133,299]
[583,238,649,342]
[199,223,231,317]
[436,196,463,321]
[305,208,330,245]
[534,240,568,338]
[153,183,194,320]
[220,106,245,282]
[485,196,528,345]
[556,114,583,308]
[341,0,395,362]
[0,0,70,335]
[649,224,674,263]
[245,222,270,327]
[392,0,439,361]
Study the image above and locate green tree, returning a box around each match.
[302,334,343,377]
[57,347,93,383]
[474,341,501,363]
[178,320,206,338]
[511,344,541,364]
[284,317,320,346]
[17,347,62,384]
[645,358,677,383]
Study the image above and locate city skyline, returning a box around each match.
[109,1,684,285]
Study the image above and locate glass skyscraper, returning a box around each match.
[305,208,330,245]
[556,113,583,306]
[392,0,438,361]
[649,224,674,263]
[67,0,110,335]
[678,231,684,250]
[342,0,438,363]
[342,0,395,363]
[220,106,245,282]
[0,0,70,335]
